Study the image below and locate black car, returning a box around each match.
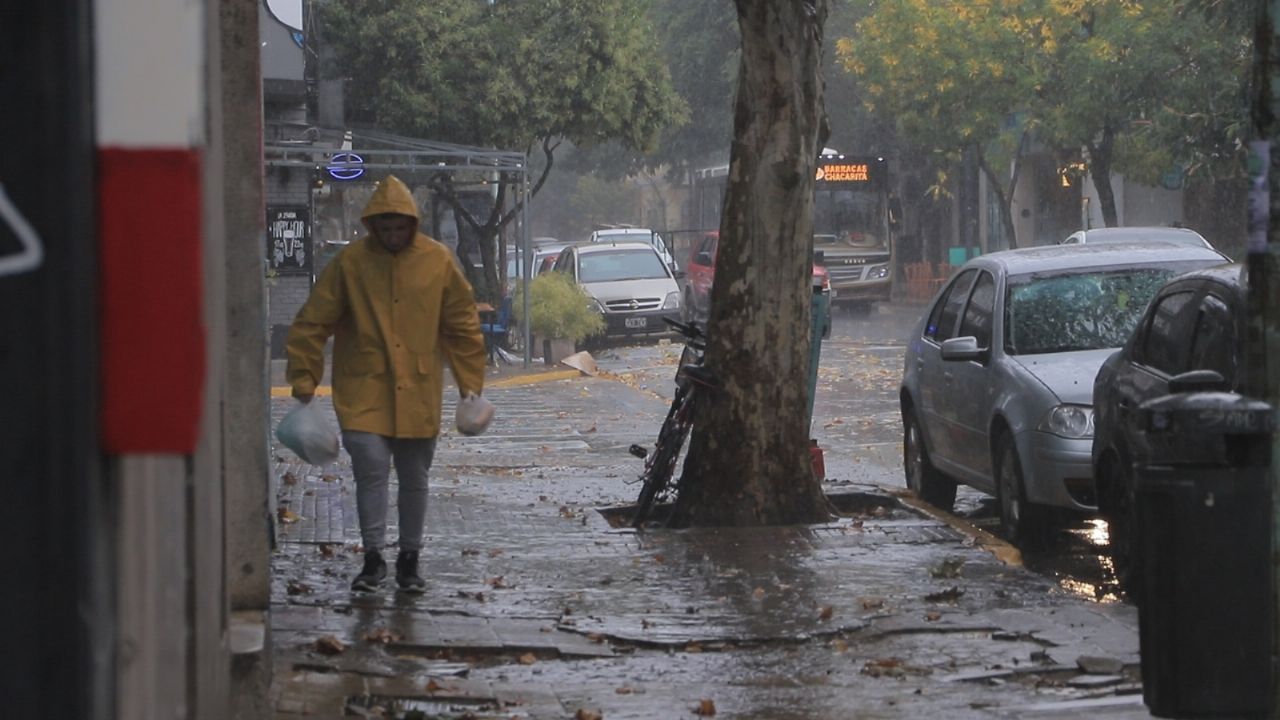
[1091,262,1245,591]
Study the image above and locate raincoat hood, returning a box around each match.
[360,175,420,226]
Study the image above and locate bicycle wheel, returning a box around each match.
[632,386,697,526]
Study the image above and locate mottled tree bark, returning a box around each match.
[1088,126,1119,227]
[669,0,833,527]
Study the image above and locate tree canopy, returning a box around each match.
[841,0,1249,233]
[316,0,686,300]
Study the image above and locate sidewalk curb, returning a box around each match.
[890,489,1024,567]
[268,369,587,397]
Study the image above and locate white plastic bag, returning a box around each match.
[276,400,340,465]
[456,393,495,436]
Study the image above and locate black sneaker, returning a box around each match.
[351,549,386,592]
[395,550,426,594]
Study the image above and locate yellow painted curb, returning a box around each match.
[270,386,331,398]
[269,369,587,397]
[487,369,584,388]
[891,489,1024,567]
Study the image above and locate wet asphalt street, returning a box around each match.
[268,300,1149,719]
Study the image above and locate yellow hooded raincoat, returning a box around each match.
[285,175,486,438]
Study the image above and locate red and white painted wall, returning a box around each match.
[96,0,207,454]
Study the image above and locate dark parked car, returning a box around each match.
[1056,226,1216,251]
[900,241,1229,546]
[1092,262,1244,590]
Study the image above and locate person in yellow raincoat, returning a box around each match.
[286,175,486,593]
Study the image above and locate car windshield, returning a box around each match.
[578,250,669,283]
[1004,262,1207,355]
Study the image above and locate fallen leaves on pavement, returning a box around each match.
[694,698,717,715]
[312,636,345,655]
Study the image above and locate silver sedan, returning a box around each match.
[898,241,1229,546]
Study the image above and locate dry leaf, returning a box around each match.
[615,686,635,695]
[818,606,834,621]
[286,580,311,596]
[517,653,537,665]
[426,679,442,692]
[925,611,942,622]
[487,576,510,589]
[363,627,400,644]
[752,587,766,599]
[318,544,336,558]
[694,699,717,716]
[276,508,300,524]
[461,548,481,556]
[860,596,885,611]
[830,639,849,653]
[312,636,345,655]
[574,710,602,720]
[320,474,338,483]
[685,643,703,653]
[653,554,666,564]
[282,471,299,485]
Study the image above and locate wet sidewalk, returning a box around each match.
[268,359,1152,719]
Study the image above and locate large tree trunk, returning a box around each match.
[669,0,832,528]
[1088,127,1120,227]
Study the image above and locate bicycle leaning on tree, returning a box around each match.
[628,317,718,527]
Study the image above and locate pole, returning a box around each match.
[1251,3,1280,715]
[521,165,532,368]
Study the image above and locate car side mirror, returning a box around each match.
[940,336,986,362]
[1168,369,1227,394]
[695,251,712,265]
[672,269,687,281]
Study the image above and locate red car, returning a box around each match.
[684,231,831,322]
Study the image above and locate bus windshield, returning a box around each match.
[814,188,886,250]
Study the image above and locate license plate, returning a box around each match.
[624,317,648,329]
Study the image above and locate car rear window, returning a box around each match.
[578,249,669,283]
[1004,262,1209,355]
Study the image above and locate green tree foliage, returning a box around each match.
[842,0,1249,233]
[316,0,685,300]
[1034,0,1250,224]
[839,0,1044,246]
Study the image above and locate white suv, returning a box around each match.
[588,228,678,273]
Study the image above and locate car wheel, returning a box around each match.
[1099,454,1142,604]
[903,410,956,510]
[995,433,1051,549]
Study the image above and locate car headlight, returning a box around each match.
[663,291,680,310]
[589,298,606,314]
[867,264,890,280]
[1039,404,1094,438]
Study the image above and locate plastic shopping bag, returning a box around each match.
[276,400,341,465]
[456,393,495,436]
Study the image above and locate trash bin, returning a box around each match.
[1134,390,1274,718]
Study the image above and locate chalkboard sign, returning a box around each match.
[267,206,311,274]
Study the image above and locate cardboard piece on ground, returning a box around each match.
[560,351,598,376]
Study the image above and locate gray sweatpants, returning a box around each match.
[341,431,438,553]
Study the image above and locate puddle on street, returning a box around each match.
[958,497,1127,604]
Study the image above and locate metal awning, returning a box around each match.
[263,127,535,367]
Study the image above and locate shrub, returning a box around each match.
[512,272,604,344]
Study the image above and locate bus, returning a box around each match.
[689,151,895,308]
